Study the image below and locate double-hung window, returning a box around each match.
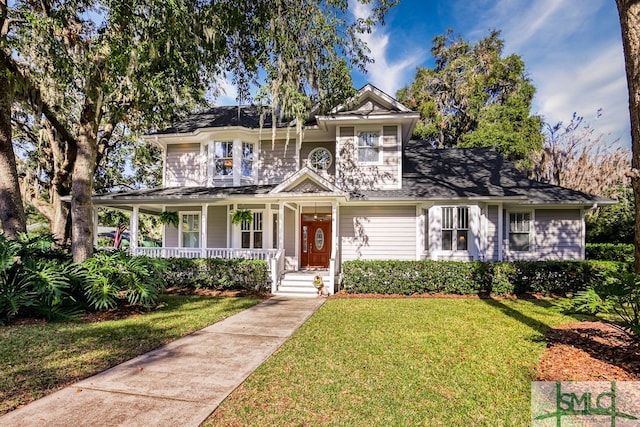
[509,212,531,251]
[181,213,200,248]
[357,130,381,163]
[442,207,469,251]
[241,142,254,178]
[214,141,233,176]
[241,212,263,249]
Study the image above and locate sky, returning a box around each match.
[349,0,630,147]
[217,0,630,147]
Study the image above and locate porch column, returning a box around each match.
[278,202,285,250]
[330,201,338,294]
[497,203,503,261]
[201,204,208,258]
[92,207,99,248]
[131,205,139,255]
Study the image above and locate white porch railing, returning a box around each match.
[131,247,278,262]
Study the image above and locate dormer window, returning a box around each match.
[308,147,332,171]
[357,130,381,163]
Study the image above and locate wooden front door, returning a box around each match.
[300,217,331,268]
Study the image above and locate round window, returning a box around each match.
[308,148,333,171]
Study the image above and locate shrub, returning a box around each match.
[340,260,629,296]
[597,272,640,341]
[586,243,634,262]
[79,251,167,310]
[162,257,269,291]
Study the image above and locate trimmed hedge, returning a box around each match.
[586,243,634,263]
[341,260,631,296]
[161,258,269,291]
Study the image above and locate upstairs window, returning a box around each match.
[509,212,531,251]
[442,207,469,251]
[357,130,381,163]
[241,142,254,177]
[215,141,233,176]
[308,147,333,171]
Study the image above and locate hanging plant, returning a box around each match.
[231,209,253,225]
[158,211,179,228]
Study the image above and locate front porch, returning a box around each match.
[95,198,341,296]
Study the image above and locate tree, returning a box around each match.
[397,30,543,169]
[5,0,396,263]
[0,0,26,238]
[531,112,629,196]
[531,111,631,244]
[615,0,640,272]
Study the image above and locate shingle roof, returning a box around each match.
[93,184,276,202]
[152,106,293,135]
[94,142,613,206]
[356,141,612,204]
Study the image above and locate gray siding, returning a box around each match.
[337,125,400,191]
[163,206,201,247]
[165,143,201,187]
[207,206,227,247]
[486,205,499,261]
[258,139,298,184]
[339,205,416,261]
[534,209,582,260]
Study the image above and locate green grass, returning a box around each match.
[208,298,573,426]
[0,295,260,415]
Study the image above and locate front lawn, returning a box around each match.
[0,295,260,415]
[208,298,573,426]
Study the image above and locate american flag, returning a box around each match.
[113,220,127,249]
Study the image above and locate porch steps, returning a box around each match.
[275,271,330,298]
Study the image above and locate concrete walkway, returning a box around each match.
[1,296,325,427]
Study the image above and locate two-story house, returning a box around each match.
[92,84,613,295]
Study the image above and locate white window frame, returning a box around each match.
[441,206,469,253]
[240,211,264,249]
[214,141,234,177]
[241,142,255,178]
[508,210,534,252]
[179,211,201,248]
[308,147,333,171]
[356,128,383,164]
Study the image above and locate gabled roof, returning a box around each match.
[356,141,614,205]
[270,167,345,195]
[330,83,413,115]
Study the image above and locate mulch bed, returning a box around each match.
[537,321,640,381]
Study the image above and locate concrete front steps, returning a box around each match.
[275,271,330,297]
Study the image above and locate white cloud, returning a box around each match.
[211,77,239,106]
[349,0,426,95]
[463,0,630,145]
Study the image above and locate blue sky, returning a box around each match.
[218,0,629,146]
[349,0,630,146]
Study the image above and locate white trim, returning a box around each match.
[355,127,383,165]
[497,203,503,261]
[396,124,402,189]
[270,166,345,194]
[131,206,139,250]
[505,209,535,257]
[201,205,208,252]
[179,211,201,248]
[416,205,423,260]
[580,208,586,260]
[307,147,333,171]
[199,142,207,185]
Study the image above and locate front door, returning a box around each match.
[300,215,331,268]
